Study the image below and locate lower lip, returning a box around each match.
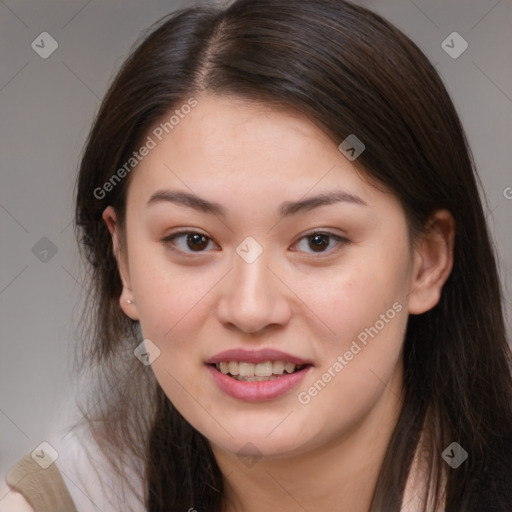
[206,364,311,402]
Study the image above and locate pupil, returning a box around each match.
[187,233,208,251]
[310,234,328,252]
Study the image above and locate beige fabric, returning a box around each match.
[6,454,78,512]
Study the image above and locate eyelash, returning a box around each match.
[161,230,350,257]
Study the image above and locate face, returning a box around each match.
[106,94,420,460]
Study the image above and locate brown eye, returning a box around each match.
[293,231,349,255]
[308,233,330,252]
[185,233,209,251]
[162,231,215,253]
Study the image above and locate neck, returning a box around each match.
[212,365,404,512]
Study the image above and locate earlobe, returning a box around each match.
[101,206,139,321]
[119,290,139,321]
[407,210,455,315]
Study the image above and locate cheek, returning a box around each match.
[128,244,212,338]
[299,245,410,405]
[149,355,222,443]
[313,283,406,390]
[297,303,407,439]
[126,245,216,390]
[316,257,409,348]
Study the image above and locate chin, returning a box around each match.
[207,422,319,460]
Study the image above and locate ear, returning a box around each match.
[102,206,139,321]
[408,209,455,315]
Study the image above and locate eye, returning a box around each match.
[162,231,217,253]
[161,230,349,256]
[292,231,349,255]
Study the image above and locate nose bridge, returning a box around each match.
[234,248,270,300]
[217,239,290,333]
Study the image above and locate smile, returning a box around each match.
[205,348,313,401]
[213,360,306,381]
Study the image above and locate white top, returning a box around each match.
[1,397,146,512]
[48,419,146,512]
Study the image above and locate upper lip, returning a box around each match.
[205,348,313,366]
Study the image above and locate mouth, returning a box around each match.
[205,349,313,401]
[210,360,310,382]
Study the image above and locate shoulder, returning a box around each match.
[1,452,78,512]
[0,478,35,512]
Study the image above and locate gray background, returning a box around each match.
[1,0,511,481]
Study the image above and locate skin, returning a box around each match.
[101,93,454,512]
[0,482,35,512]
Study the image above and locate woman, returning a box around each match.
[3,0,511,510]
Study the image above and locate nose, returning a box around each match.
[215,249,292,335]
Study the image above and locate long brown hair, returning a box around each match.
[74,1,512,510]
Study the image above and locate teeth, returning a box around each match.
[273,360,285,374]
[255,361,273,377]
[236,375,281,382]
[228,361,239,375]
[214,359,304,378]
[238,362,255,377]
[285,362,296,374]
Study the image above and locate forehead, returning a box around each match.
[125,94,396,217]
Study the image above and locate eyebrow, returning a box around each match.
[146,189,367,217]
